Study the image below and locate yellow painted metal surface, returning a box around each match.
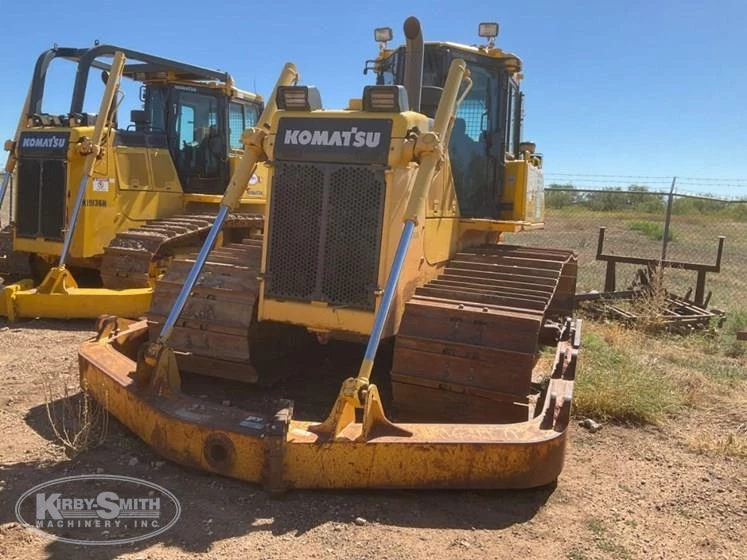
[501,159,545,224]
[265,110,430,169]
[259,298,375,338]
[257,163,433,339]
[0,269,151,320]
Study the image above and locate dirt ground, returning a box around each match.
[0,319,745,560]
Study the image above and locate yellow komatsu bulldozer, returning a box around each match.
[79,17,581,491]
[0,45,267,320]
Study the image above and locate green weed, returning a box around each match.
[628,219,675,241]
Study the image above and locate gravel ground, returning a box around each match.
[0,318,745,560]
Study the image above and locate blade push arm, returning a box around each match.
[0,87,32,216]
[59,51,126,267]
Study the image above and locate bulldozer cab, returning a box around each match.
[21,45,261,205]
[371,41,524,219]
[7,45,263,260]
[148,83,260,194]
[64,45,262,195]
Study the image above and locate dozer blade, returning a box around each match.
[0,268,151,321]
[79,317,580,491]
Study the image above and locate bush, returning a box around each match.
[583,187,628,212]
[580,185,665,213]
[545,184,579,209]
[729,202,747,221]
[672,196,728,216]
[627,185,666,213]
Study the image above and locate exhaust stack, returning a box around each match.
[403,16,424,112]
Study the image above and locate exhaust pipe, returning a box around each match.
[403,16,424,112]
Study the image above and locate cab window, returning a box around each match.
[172,90,223,193]
[228,102,260,150]
[449,63,497,217]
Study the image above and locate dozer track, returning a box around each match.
[147,237,264,382]
[0,225,31,278]
[101,213,264,290]
[392,244,577,424]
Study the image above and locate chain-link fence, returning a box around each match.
[504,185,747,311]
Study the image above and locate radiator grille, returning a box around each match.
[266,163,324,300]
[16,158,66,240]
[40,160,66,239]
[16,159,41,238]
[266,162,386,310]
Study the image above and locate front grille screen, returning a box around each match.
[16,157,66,240]
[40,160,66,239]
[266,163,324,301]
[266,162,386,310]
[16,159,41,237]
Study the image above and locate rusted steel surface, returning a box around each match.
[147,238,262,382]
[392,244,577,423]
[579,291,721,330]
[79,317,581,490]
[579,265,723,331]
[100,213,263,289]
[595,226,724,306]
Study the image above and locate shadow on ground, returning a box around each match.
[1,448,555,560]
[6,337,555,559]
[0,317,97,333]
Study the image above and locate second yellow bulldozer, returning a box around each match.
[0,45,268,320]
[79,17,581,491]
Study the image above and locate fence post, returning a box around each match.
[661,176,677,261]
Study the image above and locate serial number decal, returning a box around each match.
[82,199,107,207]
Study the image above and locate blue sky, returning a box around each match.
[1,0,746,196]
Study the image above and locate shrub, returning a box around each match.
[545,184,578,209]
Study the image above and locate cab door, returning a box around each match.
[449,62,501,218]
[170,87,229,194]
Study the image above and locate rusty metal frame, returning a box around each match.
[79,318,580,491]
[595,226,724,307]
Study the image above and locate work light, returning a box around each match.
[374,27,393,43]
[478,22,499,39]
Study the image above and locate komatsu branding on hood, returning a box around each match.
[17,131,70,157]
[282,127,382,148]
[274,117,392,164]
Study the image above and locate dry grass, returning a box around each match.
[575,322,685,424]
[574,311,747,427]
[687,428,747,459]
[627,267,670,332]
[42,371,108,457]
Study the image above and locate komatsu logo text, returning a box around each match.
[283,128,381,148]
[21,136,67,149]
[17,132,69,156]
[274,117,392,164]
